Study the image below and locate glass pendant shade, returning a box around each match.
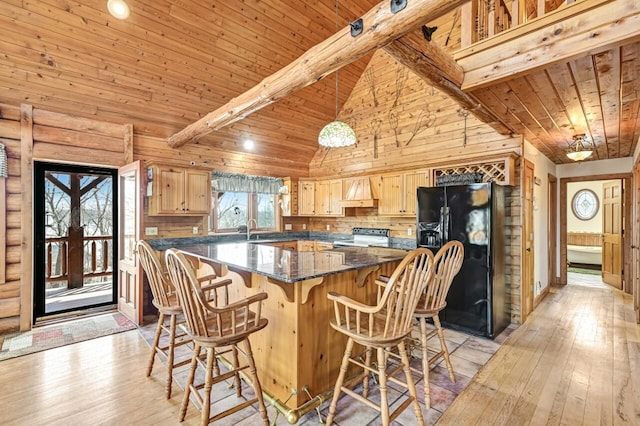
[319,120,357,147]
[566,134,593,161]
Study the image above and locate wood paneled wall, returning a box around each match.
[134,134,309,239]
[307,48,523,322]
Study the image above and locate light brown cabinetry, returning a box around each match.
[315,179,343,216]
[298,179,316,216]
[263,240,299,251]
[378,170,430,216]
[297,241,315,252]
[314,241,334,251]
[148,164,211,216]
[298,178,343,216]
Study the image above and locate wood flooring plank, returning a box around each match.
[438,281,640,426]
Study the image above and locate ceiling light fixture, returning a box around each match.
[243,139,255,150]
[318,0,356,148]
[566,134,593,161]
[107,0,130,20]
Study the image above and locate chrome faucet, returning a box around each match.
[245,218,257,241]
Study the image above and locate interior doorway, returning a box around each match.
[561,174,631,291]
[33,162,118,322]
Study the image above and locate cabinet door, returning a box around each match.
[299,181,316,216]
[315,241,334,251]
[378,173,403,216]
[281,241,298,251]
[185,170,211,214]
[403,171,429,216]
[297,241,315,252]
[157,168,185,214]
[315,180,331,215]
[328,180,343,215]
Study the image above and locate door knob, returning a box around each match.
[526,248,531,252]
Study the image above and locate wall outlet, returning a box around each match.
[192,226,199,235]
[302,224,307,230]
[407,227,412,236]
[145,227,158,236]
[326,224,331,231]
[284,223,292,231]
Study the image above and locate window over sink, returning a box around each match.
[210,191,278,233]
[209,171,283,234]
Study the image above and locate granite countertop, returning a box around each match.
[174,241,408,284]
[150,231,416,251]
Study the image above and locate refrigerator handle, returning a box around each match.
[444,206,450,241]
[439,207,445,244]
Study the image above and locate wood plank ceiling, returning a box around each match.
[468,42,640,164]
[1,0,637,166]
[0,0,379,166]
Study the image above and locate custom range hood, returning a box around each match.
[339,176,379,208]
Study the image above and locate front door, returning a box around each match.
[117,161,144,325]
[33,162,118,321]
[602,180,623,289]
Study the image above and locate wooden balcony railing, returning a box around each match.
[45,235,113,284]
[462,0,569,47]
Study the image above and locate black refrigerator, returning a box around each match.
[416,182,509,339]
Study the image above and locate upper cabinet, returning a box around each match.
[378,169,430,217]
[315,179,343,216]
[148,164,211,216]
[298,178,343,217]
[298,179,316,216]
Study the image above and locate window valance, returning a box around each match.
[211,171,283,194]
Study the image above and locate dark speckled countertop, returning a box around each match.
[174,241,408,284]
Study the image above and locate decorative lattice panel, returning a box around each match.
[433,156,516,185]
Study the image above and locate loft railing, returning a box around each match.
[45,235,113,284]
[461,0,569,47]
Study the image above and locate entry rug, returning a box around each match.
[0,312,137,361]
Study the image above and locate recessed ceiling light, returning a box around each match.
[243,139,255,150]
[107,0,130,20]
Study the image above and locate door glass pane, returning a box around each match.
[121,173,136,262]
[37,164,117,319]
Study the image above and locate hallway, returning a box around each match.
[438,280,640,424]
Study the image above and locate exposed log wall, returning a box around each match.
[0,102,131,332]
[0,101,311,333]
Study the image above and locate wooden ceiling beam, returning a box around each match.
[455,0,640,91]
[383,31,514,136]
[167,0,468,148]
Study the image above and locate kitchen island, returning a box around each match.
[175,241,407,423]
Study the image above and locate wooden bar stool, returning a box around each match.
[165,249,269,425]
[325,248,435,426]
[137,240,193,399]
[414,240,464,408]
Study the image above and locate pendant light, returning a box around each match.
[318,0,356,148]
[566,134,593,161]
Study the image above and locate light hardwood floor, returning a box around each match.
[438,280,640,425]
[0,279,637,425]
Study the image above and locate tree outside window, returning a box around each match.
[212,191,278,233]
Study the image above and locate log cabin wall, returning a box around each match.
[0,102,133,333]
[307,30,524,321]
